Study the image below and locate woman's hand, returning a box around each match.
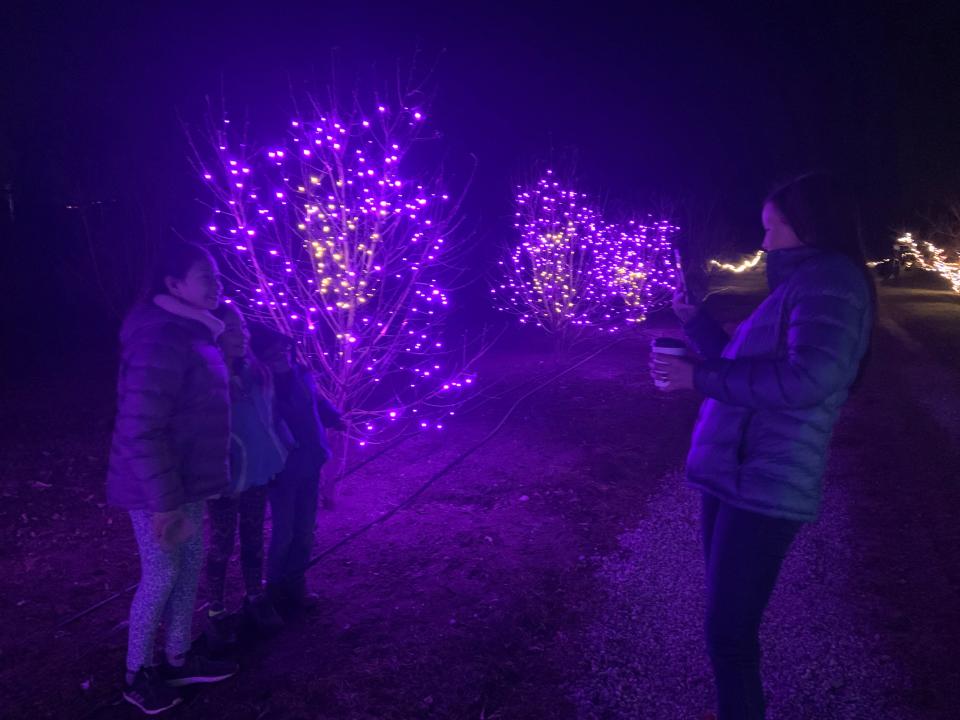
[672,288,700,324]
[650,353,697,392]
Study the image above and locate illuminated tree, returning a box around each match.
[493,170,679,335]
[493,170,607,335]
[192,96,476,450]
[593,217,679,325]
[895,232,960,293]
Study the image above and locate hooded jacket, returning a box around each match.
[107,297,230,511]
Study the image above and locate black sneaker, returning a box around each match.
[285,577,321,612]
[244,592,284,633]
[160,653,239,687]
[204,606,237,652]
[123,666,182,715]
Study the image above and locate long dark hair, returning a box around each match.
[766,173,876,387]
[148,242,215,298]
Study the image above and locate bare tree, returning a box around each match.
[190,92,480,474]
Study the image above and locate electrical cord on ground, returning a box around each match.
[292,336,623,578]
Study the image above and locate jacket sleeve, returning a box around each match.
[115,326,186,511]
[316,397,343,428]
[682,307,730,359]
[299,366,342,427]
[693,279,868,410]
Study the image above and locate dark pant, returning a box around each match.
[267,467,321,594]
[206,486,269,604]
[701,492,803,720]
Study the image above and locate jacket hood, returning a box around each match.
[120,299,223,344]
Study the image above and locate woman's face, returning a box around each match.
[218,305,249,360]
[166,257,222,310]
[761,202,804,252]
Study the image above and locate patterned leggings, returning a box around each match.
[126,501,204,672]
[206,486,268,604]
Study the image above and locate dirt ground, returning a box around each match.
[1,273,958,719]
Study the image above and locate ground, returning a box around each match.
[1,272,959,719]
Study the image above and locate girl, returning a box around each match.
[653,174,875,719]
[107,242,238,715]
[205,303,287,644]
[250,327,345,613]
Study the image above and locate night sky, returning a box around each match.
[2,1,959,362]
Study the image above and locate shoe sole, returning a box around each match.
[122,691,182,715]
[165,670,237,687]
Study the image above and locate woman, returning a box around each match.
[652,174,875,720]
[107,242,239,715]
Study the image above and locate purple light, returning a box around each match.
[197,103,475,442]
[496,171,677,332]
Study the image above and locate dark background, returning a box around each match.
[2,1,959,371]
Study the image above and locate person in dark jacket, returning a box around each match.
[652,174,875,720]
[250,328,345,612]
[107,243,238,715]
[204,303,288,645]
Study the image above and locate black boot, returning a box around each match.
[244,592,284,633]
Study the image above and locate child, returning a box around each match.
[205,303,287,643]
[107,242,239,715]
[249,327,345,612]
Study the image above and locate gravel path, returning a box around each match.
[569,303,960,720]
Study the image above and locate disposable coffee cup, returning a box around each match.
[651,336,688,390]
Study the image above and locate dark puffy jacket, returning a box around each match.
[226,360,288,495]
[107,302,230,511]
[274,363,341,480]
[684,247,872,522]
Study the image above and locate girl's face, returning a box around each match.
[761,202,804,252]
[218,305,249,361]
[166,257,222,310]
[262,343,293,374]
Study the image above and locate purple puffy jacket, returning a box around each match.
[684,247,873,523]
[107,301,230,512]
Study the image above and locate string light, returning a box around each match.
[712,237,959,294]
[890,233,960,293]
[708,250,764,273]
[593,218,678,325]
[493,171,677,332]
[198,102,476,443]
